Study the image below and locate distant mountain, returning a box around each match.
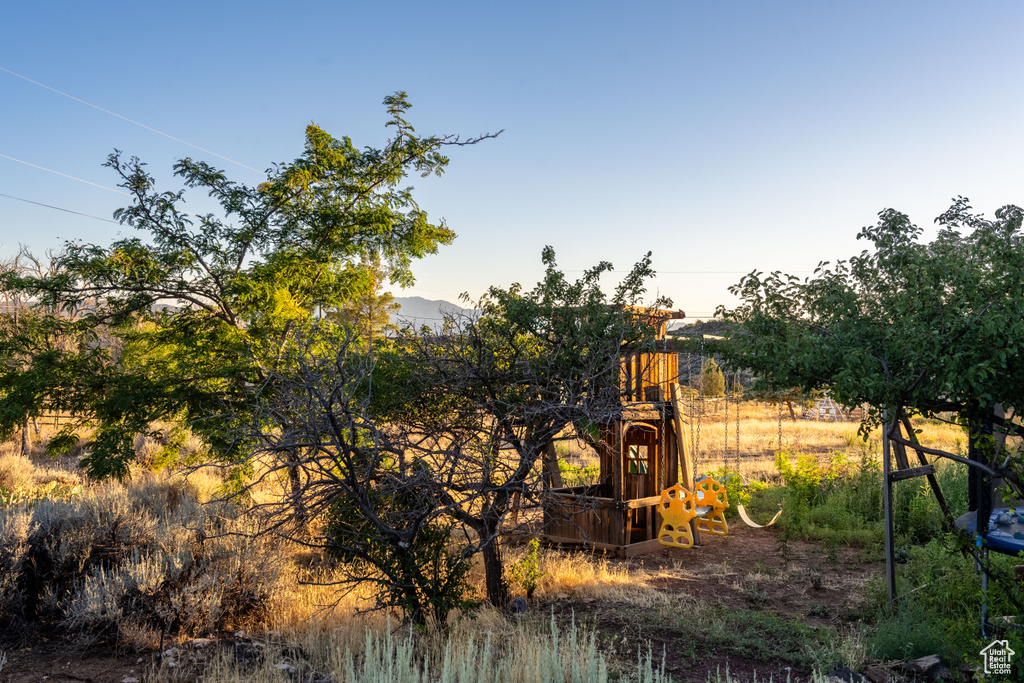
[391,297,472,330]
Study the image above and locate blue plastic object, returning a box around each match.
[962,508,1024,556]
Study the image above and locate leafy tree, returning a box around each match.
[378,247,670,606]
[0,93,496,479]
[217,249,667,619]
[231,330,475,626]
[718,197,1024,494]
[0,247,94,457]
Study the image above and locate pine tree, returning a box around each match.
[327,253,400,344]
[700,358,726,397]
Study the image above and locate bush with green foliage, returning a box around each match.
[509,538,545,600]
[324,489,475,627]
[769,451,883,547]
[743,447,1021,669]
[704,467,768,520]
[863,535,1023,669]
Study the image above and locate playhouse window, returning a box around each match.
[627,445,648,474]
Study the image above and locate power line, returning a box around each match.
[0,154,129,195]
[1,66,264,175]
[0,192,118,224]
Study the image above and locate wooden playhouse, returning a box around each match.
[540,308,696,557]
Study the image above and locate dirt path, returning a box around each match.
[543,523,883,682]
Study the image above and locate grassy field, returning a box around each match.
[0,402,1011,682]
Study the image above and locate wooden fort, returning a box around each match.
[539,308,694,557]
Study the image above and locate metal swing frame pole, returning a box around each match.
[981,547,989,639]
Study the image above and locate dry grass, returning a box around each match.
[556,400,968,485]
[0,403,977,681]
[0,450,81,491]
[504,544,666,605]
[683,401,966,482]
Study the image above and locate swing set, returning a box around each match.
[656,361,783,549]
[538,323,782,556]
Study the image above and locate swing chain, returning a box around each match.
[734,372,741,474]
[777,391,783,455]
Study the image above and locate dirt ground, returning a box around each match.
[1,643,147,683]
[543,523,881,682]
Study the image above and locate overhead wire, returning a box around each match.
[0,154,129,195]
[0,192,118,224]
[1,64,268,227]
[1,65,264,175]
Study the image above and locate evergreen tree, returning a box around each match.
[700,357,726,397]
[326,253,400,344]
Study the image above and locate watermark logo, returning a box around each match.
[980,639,1015,676]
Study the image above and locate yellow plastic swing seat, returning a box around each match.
[657,483,697,548]
[694,477,729,537]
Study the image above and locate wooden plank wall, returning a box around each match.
[543,493,621,545]
[620,352,679,402]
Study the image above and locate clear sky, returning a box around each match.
[3,1,1024,319]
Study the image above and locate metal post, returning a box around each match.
[981,547,989,638]
[882,408,897,606]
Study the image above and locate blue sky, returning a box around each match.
[3,1,1024,318]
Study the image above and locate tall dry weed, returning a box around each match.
[150,613,623,683]
[0,476,282,648]
[0,454,34,490]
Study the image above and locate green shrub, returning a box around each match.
[704,468,767,520]
[769,451,885,546]
[860,534,1024,666]
[325,490,474,627]
[868,598,959,661]
[762,450,964,549]
[509,538,545,599]
[559,460,600,487]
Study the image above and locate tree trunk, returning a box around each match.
[968,419,993,534]
[475,501,511,607]
[481,537,509,607]
[286,447,307,529]
[279,417,308,529]
[289,461,306,525]
[21,416,31,456]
